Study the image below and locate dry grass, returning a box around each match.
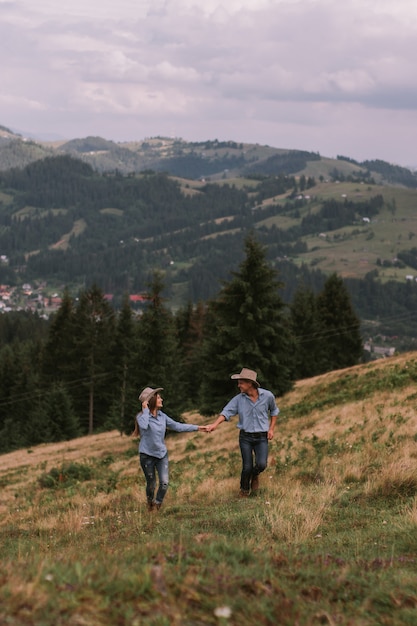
[3,354,417,624]
[0,430,132,472]
[254,477,337,543]
[2,353,417,520]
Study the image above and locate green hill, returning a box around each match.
[1,353,417,625]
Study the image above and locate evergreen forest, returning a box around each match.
[0,235,364,454]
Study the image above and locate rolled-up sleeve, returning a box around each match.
[137,409,151,429]
[221,389,278,432]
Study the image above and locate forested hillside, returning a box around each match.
[0,237,364,454]
[1,149,417,340]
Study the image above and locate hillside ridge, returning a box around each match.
[2,124,417,186]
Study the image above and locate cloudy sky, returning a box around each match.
[1,0,417,166]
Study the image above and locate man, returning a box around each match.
[207,368,279,497]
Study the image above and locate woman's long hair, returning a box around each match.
[132,393,159,437]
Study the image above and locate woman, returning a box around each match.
[134,386,207,511]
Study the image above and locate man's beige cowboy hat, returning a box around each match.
[230,368,260,387]
[139,387,163,403]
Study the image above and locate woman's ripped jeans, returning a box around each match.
[139,452,169,505]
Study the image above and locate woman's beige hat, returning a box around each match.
[230,368,260,387]
[138,387,163,403]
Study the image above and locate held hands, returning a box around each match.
[197,424,217,432]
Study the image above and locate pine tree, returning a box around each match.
[31,383,81,443]
[71,285,116,434]
[111,293,139,434]
[134,271,183,419]
[290,286,327,378]
[0,341,43,451]
[317,273,363,371]
[198,233,295,415]
[0,345,20,436]
[175,300,206,408]
[41,287,75,387]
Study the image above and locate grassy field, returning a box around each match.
[2,354,417,624]
[253,181,417,282]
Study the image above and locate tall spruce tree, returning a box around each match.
[111,293,139,435]
[0,344,21,439]
[41,288,75,387]
[71,285,116,434]
[30,383,81,443]
[290,286,327,378]
[316,273,363,371]
[0,341,43,451]
[198,233,295,415]
[134,271,183,419]
[175,300,206,409]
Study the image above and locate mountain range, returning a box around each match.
[2,123,417,349]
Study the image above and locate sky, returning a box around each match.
[1,0,417,167]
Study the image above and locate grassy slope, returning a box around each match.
[252,180,417,282]
[2,353,417,625]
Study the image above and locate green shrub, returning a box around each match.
[38,462,93,489]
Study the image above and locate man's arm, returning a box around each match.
[268,413,278,440]
[206,414,226,432]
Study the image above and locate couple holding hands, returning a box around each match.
[134,368,279,511]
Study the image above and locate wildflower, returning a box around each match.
[214,606,232,619]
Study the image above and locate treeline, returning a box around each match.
[244,150,321,176]
[0,235,363,454]
[362,159,417,188]
[153,153,247,178]
[336,155,417,188]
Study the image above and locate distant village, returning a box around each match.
[0,255,147,319]
[0,282,63,318]
[0,281,149,319]
[1,250,151,316]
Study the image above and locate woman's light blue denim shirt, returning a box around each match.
[137,408,198,458]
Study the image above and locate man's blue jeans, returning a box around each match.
[139,452,169,505]
[239,430,268,492]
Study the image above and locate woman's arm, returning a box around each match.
[137,401,151,429]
